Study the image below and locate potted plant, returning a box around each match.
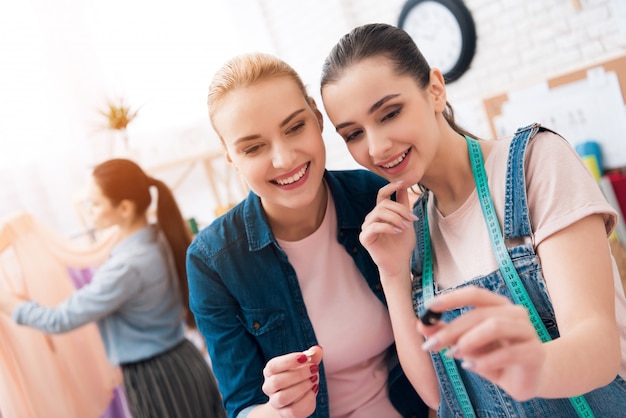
[98,98,139,152]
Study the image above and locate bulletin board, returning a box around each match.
[483,55,626,170]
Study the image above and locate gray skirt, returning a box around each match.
[121,339,226,418]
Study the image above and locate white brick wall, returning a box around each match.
[231,0,626,166]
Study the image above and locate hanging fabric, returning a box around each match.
[0,212,127,418]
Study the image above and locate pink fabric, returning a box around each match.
[277,192,400,418]
[0,213,121,418]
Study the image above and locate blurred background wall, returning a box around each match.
[1,0,625,237]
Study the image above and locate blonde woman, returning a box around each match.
[187,53,429,418]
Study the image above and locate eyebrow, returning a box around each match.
[233,108,306,145]
[335,94,400,131]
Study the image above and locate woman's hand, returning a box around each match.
[258,345,323,418]
[360,181,419,278]
[418,286,546,401]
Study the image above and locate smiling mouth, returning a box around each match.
[381,149,409,169]
[272,163,309,185]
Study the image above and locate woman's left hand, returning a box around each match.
[418,286,546,401]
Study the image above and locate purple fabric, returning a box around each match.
[99,387,133,418]
[66,266,97,289]
[65,267,133,418]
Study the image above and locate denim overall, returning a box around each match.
[411,124,626,417]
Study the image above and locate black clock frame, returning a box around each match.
[398,0,477,83]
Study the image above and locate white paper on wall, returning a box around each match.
[493,67,626,170]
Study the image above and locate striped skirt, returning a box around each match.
[121,339,226,418]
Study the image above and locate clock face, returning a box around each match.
[401,2,463,74]
[398,0,476,83]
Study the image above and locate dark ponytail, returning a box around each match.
[148,177,195,327]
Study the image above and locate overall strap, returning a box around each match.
[503,122,541,240]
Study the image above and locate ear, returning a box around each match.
[307,96,324,132]
[117,199,136,219]
[428,69,447,113]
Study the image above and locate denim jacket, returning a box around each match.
[187,169,428,418]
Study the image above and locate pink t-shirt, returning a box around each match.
[277,189,400,418]
[427,130,626,378]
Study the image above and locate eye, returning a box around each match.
[243,144,263,155]
[286,121,305,135]
[344,129,363,143]
[381,107,401,122]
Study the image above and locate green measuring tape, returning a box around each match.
[422,207,477,417]
[420,134,594,417]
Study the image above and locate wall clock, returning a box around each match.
[398,0,477,83]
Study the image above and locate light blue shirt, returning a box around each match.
[13,225,185,365]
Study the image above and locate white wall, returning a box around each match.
[2,0,626,236]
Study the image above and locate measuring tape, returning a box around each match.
[422,210,477,417]
[420,133,594,417]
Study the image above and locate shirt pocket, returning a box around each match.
[238,307,287,354]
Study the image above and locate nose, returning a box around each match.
[272,140,296,168]
[366,129,392,160]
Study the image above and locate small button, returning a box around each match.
[352,247,358,254]
[375,283,382,291]
[252,321,261,330]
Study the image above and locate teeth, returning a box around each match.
[382,151,408,168]
[275,165,307,185]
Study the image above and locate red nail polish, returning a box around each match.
[297,354,308,364]
[310,364,319,374]
[312,384,319,394]
[310,375,318,383]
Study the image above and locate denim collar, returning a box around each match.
[241,170,363,252]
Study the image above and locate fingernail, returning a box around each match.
[426,299,441,309]
[461,360,475,370]
[310,375,318,383]
[445,345,459,358]
[402,221,411,229]
[303,348,315,361]
[296,354,308,364]
[410,213,419,221]
[393,227,403,233]
[312,384,319,394]
[421,336,439,351]
[310,364,319,374]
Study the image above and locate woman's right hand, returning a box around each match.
[259,345,323,418]
[360,181,418,278]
